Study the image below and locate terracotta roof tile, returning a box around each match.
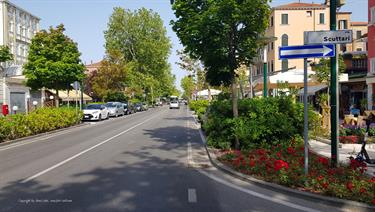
[351,22,368,26]
[274,2,327,10]
[85,61,103,68]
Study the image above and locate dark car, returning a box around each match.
[123,102,135,115]
[134,103,142,112]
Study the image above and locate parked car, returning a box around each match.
[169,100,180,109]
[142,103,148,111]
[105,102,125,117]
[134,103,142,112]
[83,104,109,121]
[123,102,135,115]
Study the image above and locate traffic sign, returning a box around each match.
[279,44,335,60]
[304,30,353,44]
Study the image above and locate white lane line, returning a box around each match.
[188,188,197,203]
[197,169,320,212]
[21,113,160,183]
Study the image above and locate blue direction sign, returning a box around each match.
[279,44,335,60]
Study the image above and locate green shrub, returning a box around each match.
[0,107,83,143]
[204,97,318,150]
[189,100,209,113]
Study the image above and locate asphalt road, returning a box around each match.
[0,106,365,212]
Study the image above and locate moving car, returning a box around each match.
[83,104,109,121]
[169,100,180,109]
[105,102,125,117]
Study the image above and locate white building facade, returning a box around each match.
[0,0,40,114]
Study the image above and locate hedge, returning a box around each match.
[0,107,83,142]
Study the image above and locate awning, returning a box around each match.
[197,89,222,96]
[298,84,328,96]
[49,90,92,102]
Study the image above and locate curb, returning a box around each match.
[0,122,89,147]
[192,115,375,210]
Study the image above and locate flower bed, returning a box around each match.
[218,144,375,205]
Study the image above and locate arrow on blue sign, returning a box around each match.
[279,44,335,60]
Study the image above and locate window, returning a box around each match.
[281,14,288,25]
[271,42,274,50]
[356,30,362,39]
[356,48,362,51]
[371,58,375,74]
[306,11,312,17]
[271,60,274,72]
[371,7,375,24]
[339,20,347,29]
[282,60,288,71]
[281,34,288,46]
[270,16,274,27]
[319,13,325,24]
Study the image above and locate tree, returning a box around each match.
[23,24,84,106]
[181,76,195,100]
[171,0,271,148]
[311,56,346,105]
[104,7,176,98]
[91,49,129,101]
[0,45,13,106]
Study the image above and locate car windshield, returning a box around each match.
[85,104,102,110]
[171,101,178,104]
[105,103,116,108]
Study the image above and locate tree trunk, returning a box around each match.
[207,85,212,102]
[55,89,59,107]
[232,80,240,149]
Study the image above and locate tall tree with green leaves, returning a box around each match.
[104,7,176,97]
[180,75,195,100]
[171,0,270,148]
[91,49,129,101]
[23,24,84,105]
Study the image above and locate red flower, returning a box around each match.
[249,159,256,168]
[274,160,289,172]
[346,182,354,191]
[359,188,366,193]
[369,177,375,183]
[318,157,329,166]
[276,151,282,158]
[327,168,336,176]
[317,175,324,181]
[256,149,266,155]
[322,182,329,189]
[287,147,295,155]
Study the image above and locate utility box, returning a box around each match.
[2,104,8,116]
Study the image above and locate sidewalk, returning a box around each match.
[309,140,375,177]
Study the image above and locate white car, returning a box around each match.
[169,101,180,109]
[105,102,125,117]
[83,104,109,121]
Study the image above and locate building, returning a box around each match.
[0,0,40,114]
[366,0,375,109]
[84,61,103,101]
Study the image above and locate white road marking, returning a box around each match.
[188,188,197,203]
[197,169,321,212]
[21,113,160,183]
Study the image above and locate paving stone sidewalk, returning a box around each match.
[309,140,375,177]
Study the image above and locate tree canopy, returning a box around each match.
[23,24,84,91]
[171,0,271,86]
[103,7,177,100]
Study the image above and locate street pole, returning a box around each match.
[263,47,268,97]
[303,58,309,175]
[330,0,339,167]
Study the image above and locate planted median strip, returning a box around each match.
[0,108,83,143]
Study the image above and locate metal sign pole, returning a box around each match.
[303,58,309,175]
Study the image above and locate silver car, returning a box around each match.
[105,102,125,117]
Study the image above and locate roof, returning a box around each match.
[274,2,327,10]
[85,61,103,68]
[351,22,368,26]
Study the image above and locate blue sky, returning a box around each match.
[11,0,367,91]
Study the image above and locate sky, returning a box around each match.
[11,0,367,91]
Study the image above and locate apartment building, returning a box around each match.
[0,0,40,114]
[366,0,375,109]
[252,2,330,79]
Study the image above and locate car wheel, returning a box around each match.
[98,114,102,121]
[106,113,109,119]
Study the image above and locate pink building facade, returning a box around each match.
[367,0,375,109]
